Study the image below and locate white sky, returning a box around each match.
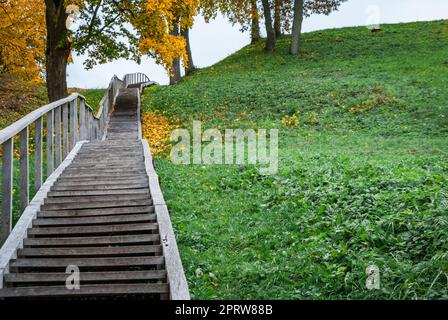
[67,0,448,88]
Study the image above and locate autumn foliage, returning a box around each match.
[142,111,179,157]
[134,0,199,71]
[0,0,46,82]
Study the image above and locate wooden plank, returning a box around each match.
[50,182,148,191]
[60,167,145,175]
[56,175,146,183]
[79,99,86,140]
[17,245,163,258]
[75,153,143,158]
[43,193,149,204]
[4,270,166,284]
[66,163,145,170]
[55,179,147,188]
[54,106,62,167]
[69,99,78,150]
[61,169,147,176]
[141,138,190,300]
[46,188,150,197]
[34,117,43,192]
[1,138,14,244]
[87,109,93,140]
[38,205,154,218]
[27,222,158,237]
[46,109,54,176]
[23,234,160,247]
[0,283,169,298]
[19,127,29,211]
[40,199,151,211]
[83,141,141,146]
[62,104,69,158]
[57,171,144,181]
[33,213,156,227]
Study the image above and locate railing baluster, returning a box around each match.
[1,138,14,243]
[70,99,78,149]
[54,106,62,167]
[46,110,54,176]
[79,99,86,140]
[34,117,43,192]
[19,127,29,211]
[62,104,69,158]
[89,110,93,139]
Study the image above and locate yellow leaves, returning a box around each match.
[142,111,179,158]
[308,112,319,125]
[281,112,299,127]
[139,35,188,72]
[135,0,199,71]
[0,0,46,82]
[349,94,397,113]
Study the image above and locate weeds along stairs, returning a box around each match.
[0,73,189,299]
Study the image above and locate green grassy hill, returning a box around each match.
[142,20,448,299]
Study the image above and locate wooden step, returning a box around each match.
[74,155,143,161]
[0,283,169,298]
[23,234,160,247]
[68,161,143,168]
[33,213,156,227]
[55,177,146,184]
[61,169,147,176]
[28,222,158,237]
[10,256,164,269]
[54,179,148,188]
[51,183,148,191]
[17,245,163,258]
[4,270,166,285]
[41,199,152,211]
[38,206,153,218]
[47,188,150,197]
[44,193,149,204]
[59,171,147,179]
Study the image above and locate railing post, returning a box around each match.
[70,99,78,149]
[46,110,54,176]
[79,99,86,140]
[19,127,29,212]
[88,110,93,140]
[34,117,43,192]
[62,104,69,157]
[54,106,62,167]
[1,138,14,243]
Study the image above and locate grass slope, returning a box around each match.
[142,21,448,299]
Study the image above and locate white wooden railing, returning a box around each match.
[0,75,125,244]
[124,72,151,87]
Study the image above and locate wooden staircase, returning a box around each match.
[0,75,188,299]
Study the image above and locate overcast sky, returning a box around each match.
[67,0,448,88]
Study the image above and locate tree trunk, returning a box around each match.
[261,0,276,51]
[181,28,196,75]
[289,0,304,55]
[169,21,181,85]
[250,0,261,44]
[274,0,282,38]
[45,0,70,102]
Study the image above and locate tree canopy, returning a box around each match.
[0,0,46,82]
